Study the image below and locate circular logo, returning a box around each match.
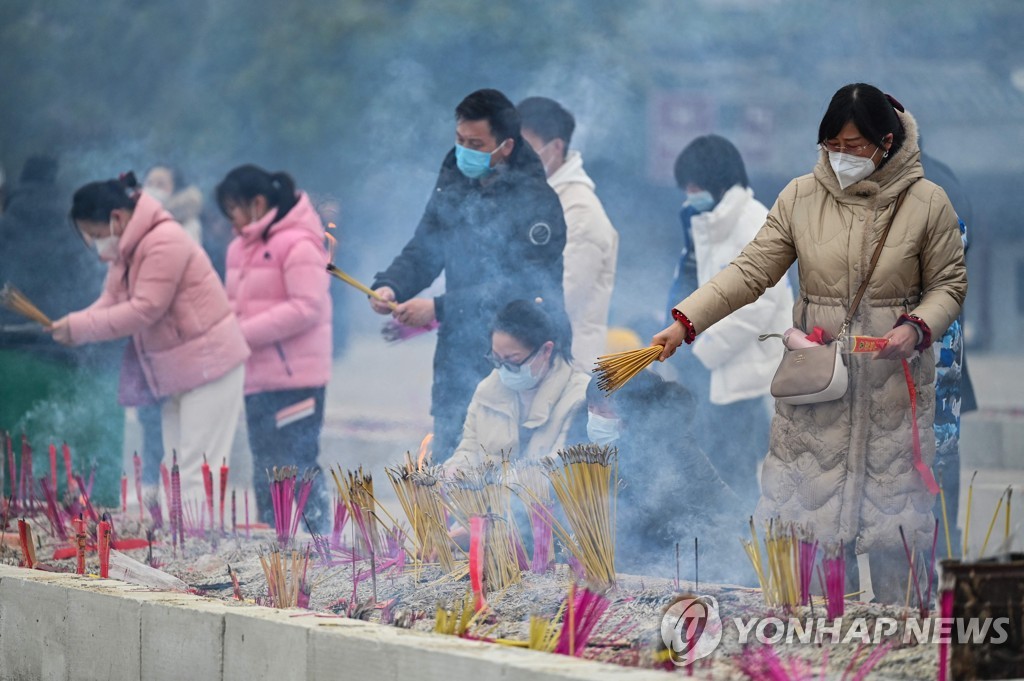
[660,595,723,666]
[528,222,552,246]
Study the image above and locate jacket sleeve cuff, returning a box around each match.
[671,308,697,345]
[896,313,932,351]
[433,295,445,322]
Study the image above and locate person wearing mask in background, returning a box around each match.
[48,172,249,495]
[919,138,976,557]
[517,96,618,370]
[567,372,746,583]
[143,164,203,243]
[371,89,567,462]
[447,298,587,470]
[0,156,124,492]
[671,135,794,499]
[219,165,332,532]
[653,84,967,602]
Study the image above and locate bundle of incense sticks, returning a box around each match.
[554,584,610,657]
[256,545,311,609]
[434,592,478,637]
[268,466,319,547]
[326,264,397,311]
[820,542,846,620]
[512,463,554,574]
[17,519,37,568]
[0,283,52,326]
[443,462,523,592]
[542,444,618,589]
[592,346,663,394]
[331,465,383,557]
[741,518,817,609]
[385,453,456,571]
[330,495,347,550]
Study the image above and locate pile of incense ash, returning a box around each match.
[2,438,944,678]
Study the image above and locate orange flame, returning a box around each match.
[417,433,433,471]
[324,232,338,265]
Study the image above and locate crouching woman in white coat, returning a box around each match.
[447,298,589,470]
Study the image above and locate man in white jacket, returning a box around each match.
[518,97,618,371]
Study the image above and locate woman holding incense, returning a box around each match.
[219,165,332,533]
[49,172,250,495]
[446,298,588,471]
[653,84,967,601]
[574,371,750,583]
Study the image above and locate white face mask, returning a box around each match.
[828,150,878,190]
[145,186,171,204]
[586,412,621,446]
[94,219,120,262]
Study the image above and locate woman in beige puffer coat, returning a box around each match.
[654,84,967,601]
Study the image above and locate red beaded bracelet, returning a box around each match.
[671,309,697,345]
[896,313,932,352]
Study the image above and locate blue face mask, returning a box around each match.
[683,190,715,213]
[455,140,506,179]
[587,412,621,446]
[497,360,541,392]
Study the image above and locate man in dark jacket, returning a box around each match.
[371,89,567,461]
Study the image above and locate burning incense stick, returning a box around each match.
[542,444,618,589]
[332,465,384,557]
[592,346,663,395]
[257,545,311,609]
[899,526,924,614]
[0,283,52,326]
[326,264,398,310]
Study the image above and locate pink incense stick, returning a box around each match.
[62,442,73,493]
[21,435,33,511]
[219,458,228,533]
[171,452,184,550]
[49,443,58,491]
[121,471,128,513]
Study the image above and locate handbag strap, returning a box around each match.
[839,187,911,338]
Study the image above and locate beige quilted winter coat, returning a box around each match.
[675,110,966,553]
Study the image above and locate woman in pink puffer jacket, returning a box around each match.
[50,173,250,495]
[219,165,332,532]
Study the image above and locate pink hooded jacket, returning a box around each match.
[68,192,250,398]
[225,192,332,395]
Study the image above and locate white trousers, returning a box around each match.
[161,363,245,498]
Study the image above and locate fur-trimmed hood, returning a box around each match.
[813,108,924,209]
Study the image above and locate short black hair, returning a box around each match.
[673,135,748,201]
[517,96,575,155]
[818,83,906,167]
[455,89,521,143]
[492,298,573,364]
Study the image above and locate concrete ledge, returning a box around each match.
[0,564,664,681]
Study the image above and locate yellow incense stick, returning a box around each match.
[963,471,977,558]
[938,479,952,559]
[327,264,398,311]
[980,488,1007,558]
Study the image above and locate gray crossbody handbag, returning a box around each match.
[761,189,909,405]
